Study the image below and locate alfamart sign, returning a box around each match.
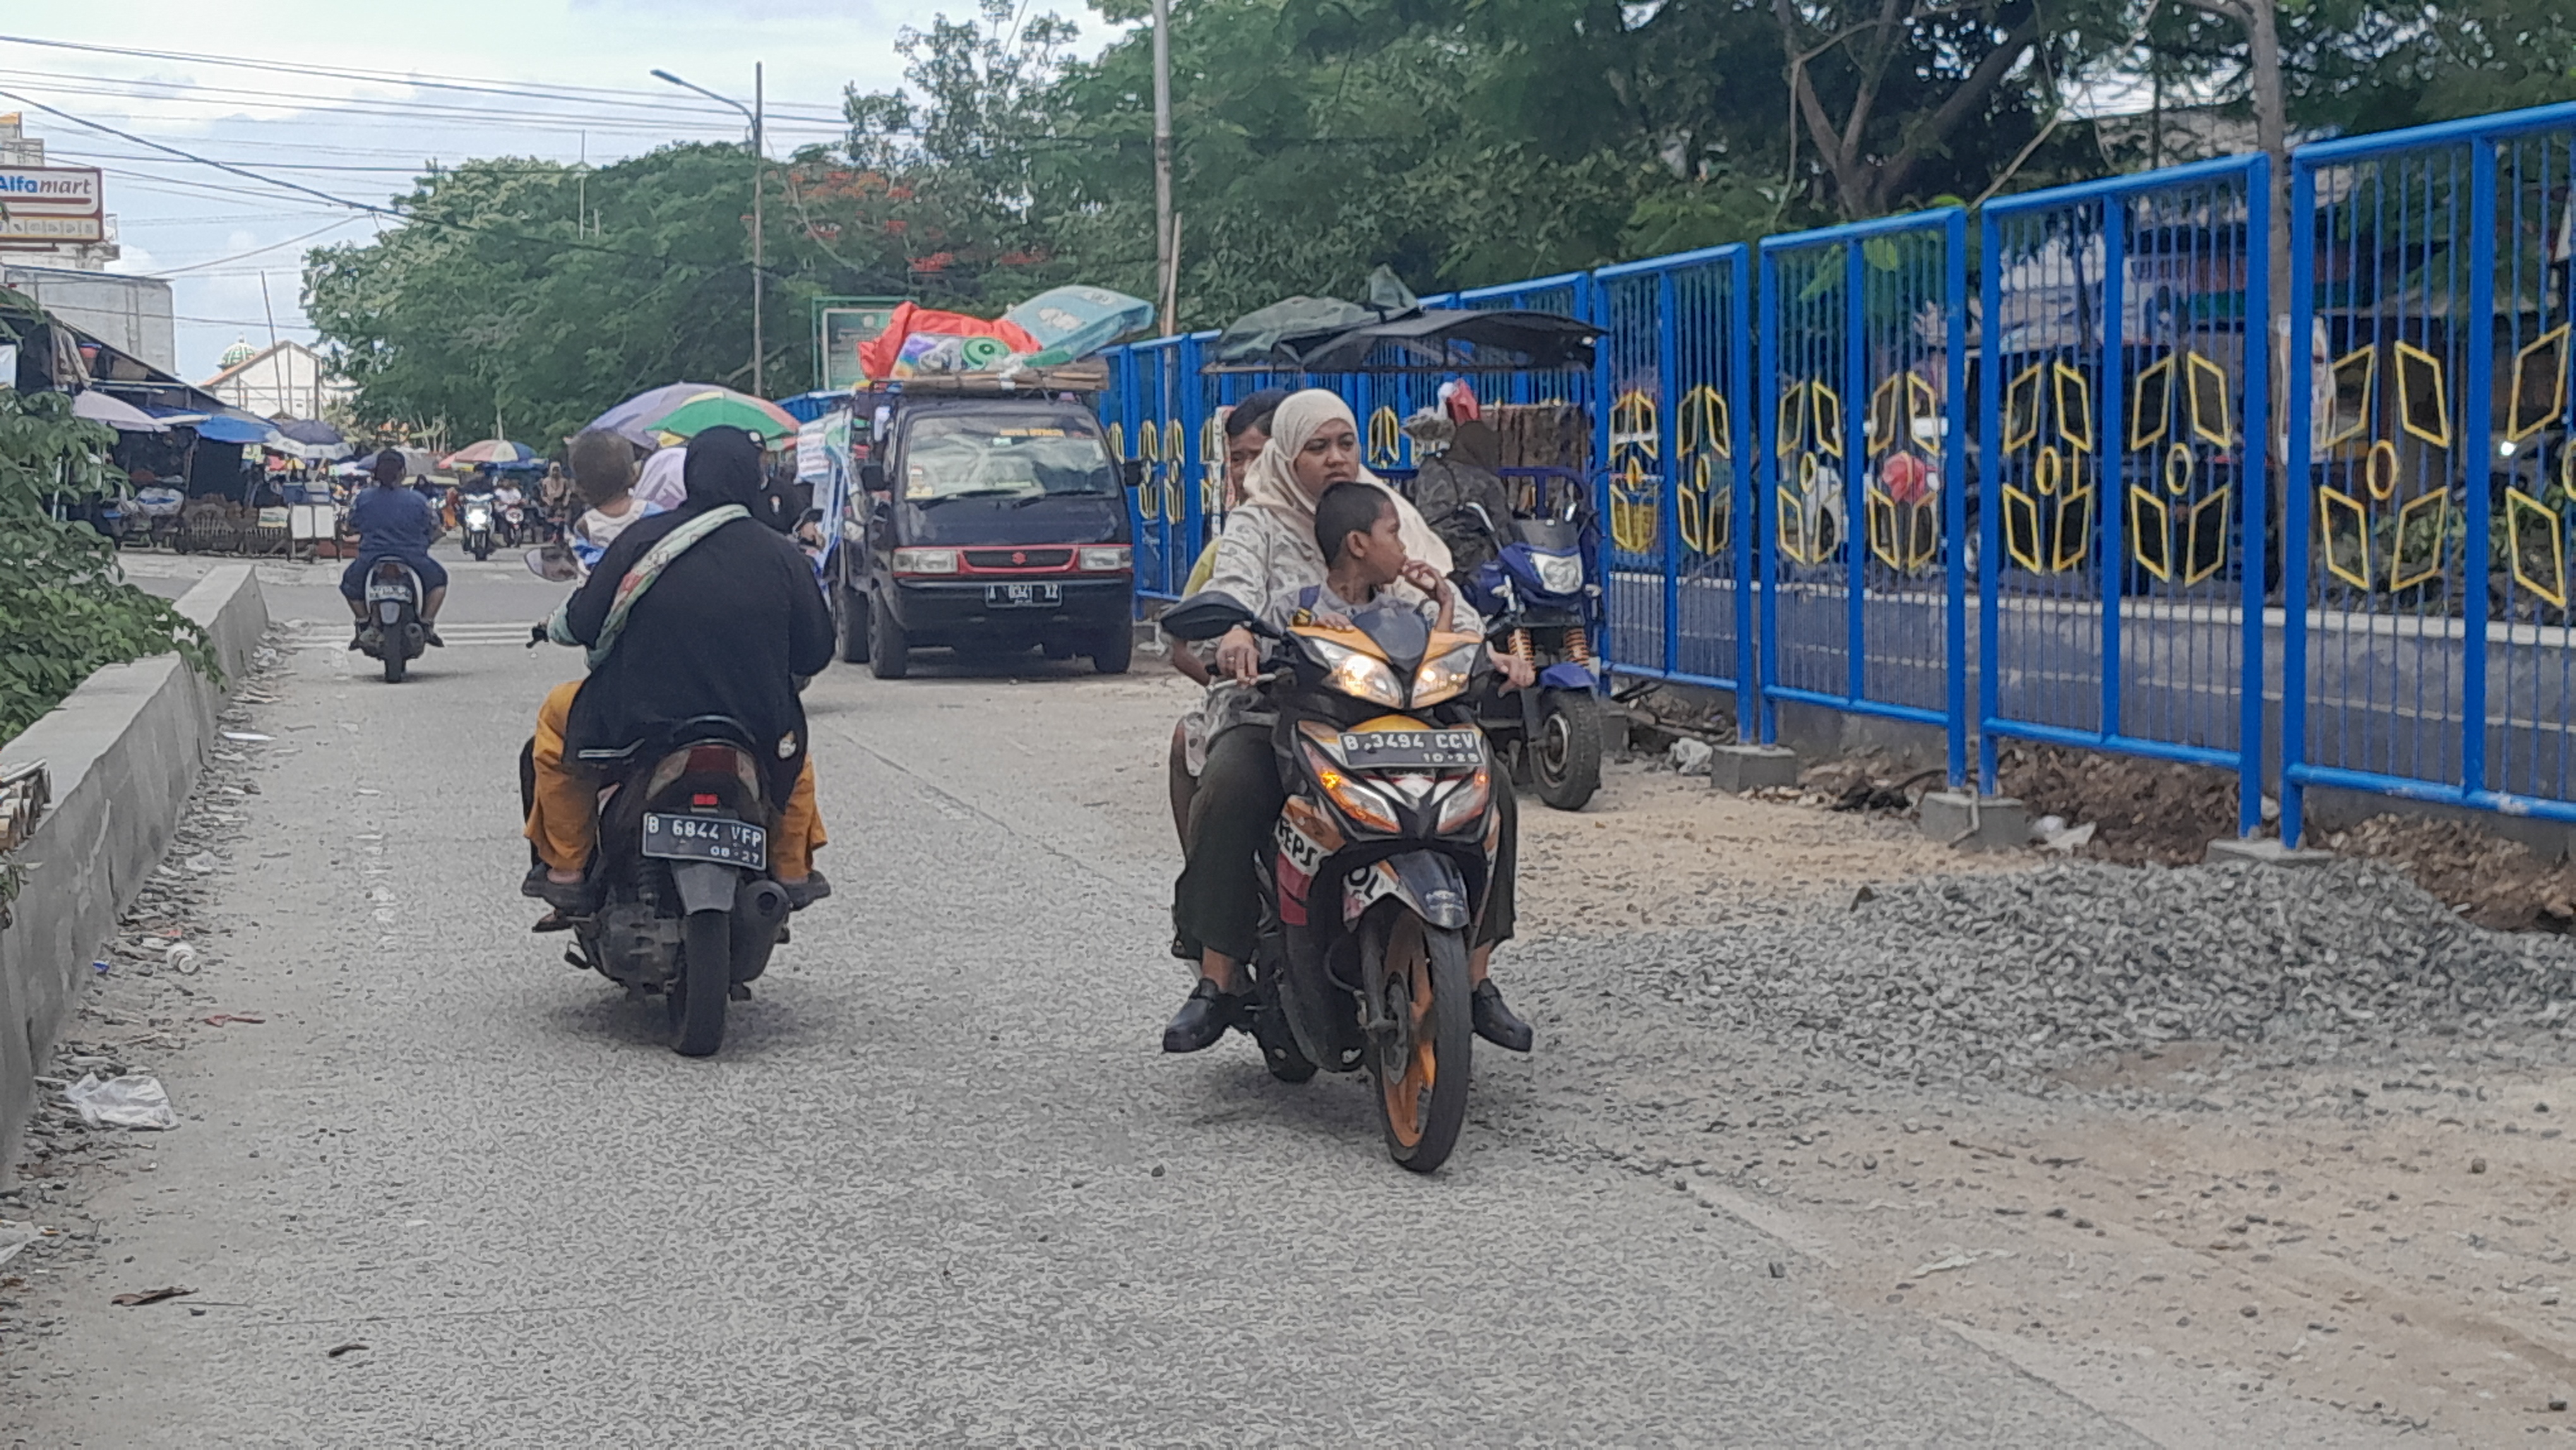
[0,166,105,245]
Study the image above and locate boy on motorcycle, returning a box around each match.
[340,448,447,650]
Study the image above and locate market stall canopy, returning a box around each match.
[193,414,282,446]
[71,389,167,433]
[1265,308,1601,374]
[1208,266,1422,369]
[441,438,538,469]
[272,419,352,462]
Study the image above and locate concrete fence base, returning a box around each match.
[0,566,266,1183]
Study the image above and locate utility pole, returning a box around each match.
[753,63,765,398]
[1152,0,1175,337]
[653,65,766,397]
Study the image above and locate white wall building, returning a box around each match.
[200,338,350,419]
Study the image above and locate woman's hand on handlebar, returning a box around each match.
[1214,625,1263,683]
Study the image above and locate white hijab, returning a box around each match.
[1237,389,1453,575]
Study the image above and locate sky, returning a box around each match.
[0,4,1121,384]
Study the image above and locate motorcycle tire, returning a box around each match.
[1364,912,1473,1173]
[669,910,732,1057]
[1532,689,1604,811]
[381,649,406,685]
[868,590,910,680]
[836,585,870,664]
[1091,621,1132,675]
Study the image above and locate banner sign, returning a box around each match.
[0,166,105,244]
[813,297,902,392]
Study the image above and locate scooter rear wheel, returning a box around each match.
[1364,912,1473,1173]
[381,649,405,684]
[669,910,732,1057]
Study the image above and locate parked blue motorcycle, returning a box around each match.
[1459,479,1604,810]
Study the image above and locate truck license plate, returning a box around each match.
[986,583,1061,607]
[642,813,768,870]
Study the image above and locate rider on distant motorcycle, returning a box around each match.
[340,448,447,650]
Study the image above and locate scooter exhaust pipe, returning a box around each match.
[728,878,791,983]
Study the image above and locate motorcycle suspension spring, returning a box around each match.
[1563,626,1592,665]
[1509,628,1535,663]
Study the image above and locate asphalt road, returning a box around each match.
[18,550,2174,1444]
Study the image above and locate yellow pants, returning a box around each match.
[525,680,825,877]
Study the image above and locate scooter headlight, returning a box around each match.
[1411,638,1484,707]
[465,507,491,529]
[1301,743,1402,834]
[1304,636,1407,709]
[1433,765,1493,834]
[1531,550,1585,596]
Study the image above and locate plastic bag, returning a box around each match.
[999,286,1154,366]
[65,1072,178,1130]
[856,303,1041,381]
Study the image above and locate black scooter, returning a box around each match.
[355,560,427,683]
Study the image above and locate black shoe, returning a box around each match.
[1162,979,1241,1054]
[1471,980,1533,1053]
[520,863,595,915]
[348,625,369,651]
[422,623,446,647]
[357,623,383,653]
[780,870,832,911]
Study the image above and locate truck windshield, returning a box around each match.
[902,414,1117,502]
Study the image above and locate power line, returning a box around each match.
[0,72,849,140]
[153,217,368,275]
[0,35,852,121]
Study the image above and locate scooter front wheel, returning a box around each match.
[1364,912,1472,1173]
[1531,689,1604,811]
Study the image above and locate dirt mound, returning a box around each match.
[1991,740,2236,865]
[2329,814,2576,932]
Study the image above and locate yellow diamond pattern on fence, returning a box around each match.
[1678,385,1729,460]
[1135,422,1160,519]
[2394,342,2451,448]
[2186,352,2233,448]
[2053,362,2094,455]
[2505,487,2568,609]
[1611,455,1659,555]
[2003,484,2042,573]
[2184,486,2231,587]
[2508,325,2569,445]
[1368,406,1402,470]
[2003,364,2043,455]
[2129,486,2173,582]
[2323,347,2375,448]
[1163,417,1186,524]
[2130,356,2173,452]
[1776,485,1825,566]
[2388,489,2448,592]
[2318,485,2371,590]
[1864,487,1940,572]
[1679,453,1727,556]
[2052,484,2094,573]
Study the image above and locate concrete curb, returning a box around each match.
[0,565,266,1183]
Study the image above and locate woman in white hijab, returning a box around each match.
[1162,388,1534,1056]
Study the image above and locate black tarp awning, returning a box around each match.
[1207,306,1599,374]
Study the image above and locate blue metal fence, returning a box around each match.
[2284,100,2576,839]
[1757,210,1970,783]
[1085,97,2576,845]
[1978,156,2270,831]
[1592,247,1756,727]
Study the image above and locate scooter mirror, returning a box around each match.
[526,545,581,584]
[1159,590,1261,642]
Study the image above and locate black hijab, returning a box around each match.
[681,426,767,514]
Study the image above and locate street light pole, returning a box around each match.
[1152,0,1174,336]
[653,66,766,397]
